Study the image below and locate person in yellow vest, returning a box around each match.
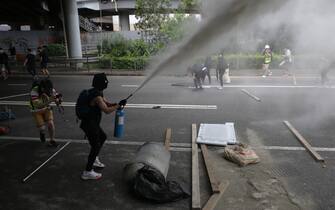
[29,78,62,147]
[262,45,273,77]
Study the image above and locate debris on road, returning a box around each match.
[222,144,260,167]
[123,132,190,203]
[284,120,325,163]
[241,89,261,102]
[197,123,237,146]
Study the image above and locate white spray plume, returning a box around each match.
[131,0,335,96]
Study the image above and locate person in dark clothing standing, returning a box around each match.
[9,45,16,58]
[216,51,228,90]
[79,73,127,180]
[24,49,37,78]
[204,56,212,84]
[0,48,9,80]
[38,46,50,76]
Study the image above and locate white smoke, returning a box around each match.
[134,0,335,93]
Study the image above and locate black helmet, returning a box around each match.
[92,73,108,91]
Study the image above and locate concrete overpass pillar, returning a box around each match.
[61,0,82,58]
[119,12,130,31]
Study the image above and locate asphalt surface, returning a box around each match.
[1,73,335,210]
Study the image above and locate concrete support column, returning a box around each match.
[119,12,130,31]
[61,0,82,59]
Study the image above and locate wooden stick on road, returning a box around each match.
[200,144,221,193]
[165,128,172,150]
[202,181,229,210]
[283,121,324,162]
[192,123,201,210]
[241,89,261,102]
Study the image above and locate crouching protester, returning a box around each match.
[29,78,62,147]
[76,73,127,180]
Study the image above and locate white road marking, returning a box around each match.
[0,93,29,100]
[0,101,217,110]
[8,84,27,86]
[2,136,335,153]
[217,145,335,153]
[189,85,333,89]
[121,85,139,87]
[0,136,191,152]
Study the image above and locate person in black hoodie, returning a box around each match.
[79,73,127,180]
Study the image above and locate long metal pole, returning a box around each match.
[22,141,72,183]
[100,2,103,50]
[60,0,69,58]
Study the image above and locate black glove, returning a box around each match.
[55,93,63,99]
[55,93,63,105]
[118,99,127,107]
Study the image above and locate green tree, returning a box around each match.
[135,0,172,43]
[135,0,199,44]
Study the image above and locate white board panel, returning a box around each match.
[196,123,237,146]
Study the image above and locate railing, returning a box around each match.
[48,56,100,71]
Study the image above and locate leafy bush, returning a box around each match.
[47,44,66,56]
[99,35,163,56]
[98,56,112,69]
[101,34,131,57]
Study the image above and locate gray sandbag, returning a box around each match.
[222,143,260,167]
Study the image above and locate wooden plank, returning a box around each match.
[241,89,261,102]
[202,181,229,210]
[192,123,201,210]
[200,144,221,193]
[165,128,172,150]
[284,121,324,162]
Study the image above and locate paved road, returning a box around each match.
[1,74,335,210]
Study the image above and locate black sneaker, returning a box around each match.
[47,141,59,147]
[40,132,46,142]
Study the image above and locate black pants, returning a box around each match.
[81,122,107,171]
[204,69,211,84]
[193,76,202,89]
[218,71,224,87]
[27,66,36,76]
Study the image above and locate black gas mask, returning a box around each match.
[92,73,108,91]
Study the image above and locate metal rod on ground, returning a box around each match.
[283,121,325,162]
[241,89,261,102]
[22,141,72,183]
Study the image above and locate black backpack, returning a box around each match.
[75,89,93,120]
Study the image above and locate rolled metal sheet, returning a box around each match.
[123,142,171,183]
